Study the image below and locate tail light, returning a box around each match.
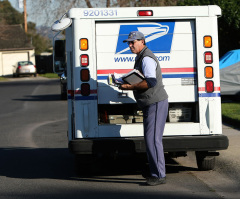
[138,10,153,16]
[80,37,91,97]
[80,38,88,50]
[80,54,89,67]
[203,36,215,94]
[81,83,90,96]
[205,66,213,78]
[81,69,90,82]
[18,65,21,69]
[204,36,212,48]
[204,52,213,64]
[206,81,214,92]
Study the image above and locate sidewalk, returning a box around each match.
[176,124,240,198]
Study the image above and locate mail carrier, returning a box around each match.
[52,5,228,171]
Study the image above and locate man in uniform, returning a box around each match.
[119,31,168,186]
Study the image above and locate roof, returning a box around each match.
[0,24,34,51]
[68,5,221,20]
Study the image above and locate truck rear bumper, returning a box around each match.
[69,135,229,155]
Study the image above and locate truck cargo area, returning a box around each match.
[98,102,199,124]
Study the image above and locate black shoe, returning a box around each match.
[142,164,151,179]
[142,170,151,179]
[146,177,166,186]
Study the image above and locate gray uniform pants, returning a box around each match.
[142,99,168,178]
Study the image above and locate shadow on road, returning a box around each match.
[0,147,197,181]
[0,148,213,199]
[0,147,74,179]
[12,94,62,101]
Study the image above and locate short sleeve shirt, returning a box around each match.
[142,56,157,78]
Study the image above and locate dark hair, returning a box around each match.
[137,39,146,45]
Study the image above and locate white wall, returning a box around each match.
[0,49,35,76]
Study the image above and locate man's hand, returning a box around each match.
[119,80,149,91]
[119,84,133,90]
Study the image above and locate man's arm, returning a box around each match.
[119,56,157,91]
[119,80,148,90]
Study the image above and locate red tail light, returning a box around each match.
[206,81,214,92]
[204,52,213,64]
[138,10,153,16]
[81,83,90,96]
[80,54,89,67]
[81,69,90,82]
[18,65,21,69]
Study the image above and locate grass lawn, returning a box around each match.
[222,102,240,129]
[0,76,7,81]
[39,73,59,78]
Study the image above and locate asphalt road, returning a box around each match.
[0,77,239,199]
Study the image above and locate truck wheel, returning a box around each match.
[61,93,67,100]
[195,151,216,171]
[75,155,94,176]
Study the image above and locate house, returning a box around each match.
[0,24,35,76]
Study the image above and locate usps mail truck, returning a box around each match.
[52,5,228,172]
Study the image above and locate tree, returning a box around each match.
[135,0,177,6]
[27,22,52,55]
[26,0,179,27]
[0,0,51,55]
[28,0,96,27]
[0,0,23,25]
[177,0,240,56]
[113,0,177,7]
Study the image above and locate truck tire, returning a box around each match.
[195,151,216,171]
[75,155,94,176]
[61,93,67,100]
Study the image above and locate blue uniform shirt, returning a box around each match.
[142,56,157,88]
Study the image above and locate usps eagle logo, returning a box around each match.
[115,22,175,54]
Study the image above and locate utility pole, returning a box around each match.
[24,0,27,33]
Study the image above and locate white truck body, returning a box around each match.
[52,5,228,170]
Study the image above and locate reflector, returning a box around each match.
[80,39,88,50]
[138,10,153,16]
[81,83,90,96]
[206,81,214,92]
[205,66,213,78]
[204,52,213,64]
[204,36,212,48]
